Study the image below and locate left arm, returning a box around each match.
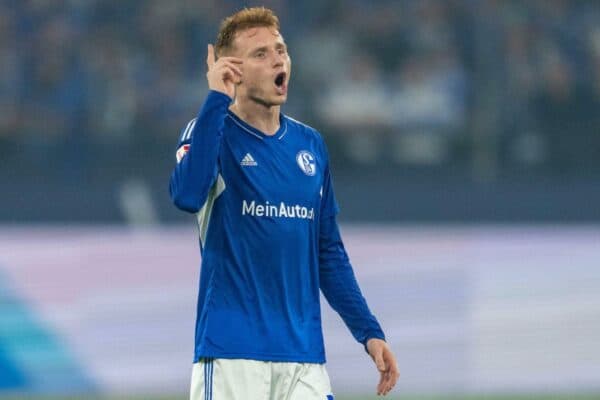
[318,213,385,345]
[318,161,399,396]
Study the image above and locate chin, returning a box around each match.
[273,92,288,104]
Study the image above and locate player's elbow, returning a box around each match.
[169,180,201,213]
[172,195,201,213]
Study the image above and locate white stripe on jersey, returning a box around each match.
[181,118,197,141]
[180,119,193,141]
[278,123,288,140]
[185,119,197,140]
[196,174,226,248]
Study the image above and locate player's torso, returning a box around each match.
[218,113,325,230]
[194,112,330,360]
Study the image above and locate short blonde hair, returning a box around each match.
[215,7,280,56]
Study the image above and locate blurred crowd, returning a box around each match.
[1,0,600,176]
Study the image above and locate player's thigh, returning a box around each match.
[288,363,334,400]
[190,358,270,400]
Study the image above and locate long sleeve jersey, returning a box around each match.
[170,90,385,363]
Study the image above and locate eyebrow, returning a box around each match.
[250,42,287,55]
[251,46,269,55]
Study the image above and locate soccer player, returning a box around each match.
[169,7,399,400]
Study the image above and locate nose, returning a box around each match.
[272,52,285,68]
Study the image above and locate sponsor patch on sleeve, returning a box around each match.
[176,144,190,163]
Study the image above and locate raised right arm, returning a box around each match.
[169,91,232,213]
[169,44,242,213]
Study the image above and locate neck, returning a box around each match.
[229,96,280,136]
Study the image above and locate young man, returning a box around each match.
[169,7,399,400]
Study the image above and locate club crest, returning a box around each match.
[296,150,316,176]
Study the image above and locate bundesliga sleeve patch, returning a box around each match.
[176,144,190,163]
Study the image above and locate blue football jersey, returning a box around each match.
[170,90,385,363]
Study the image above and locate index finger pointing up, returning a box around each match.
[207,44,216,68]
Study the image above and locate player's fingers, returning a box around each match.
[383,368,399,395]
[220,65,242,84]
[384,371,395,394]
[217,62,242,76]
[221,61,242,77]
[390,364,400,387]
[381,354,398,394]
[377,368,391,394]
[221,67,234,82]
[207,44,216,68]
[379,369,391,394]
[377,370,387,395]
[217,56,243,64]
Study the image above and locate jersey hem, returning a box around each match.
[194,350,326,364]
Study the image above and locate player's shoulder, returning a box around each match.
[283,114,325,143]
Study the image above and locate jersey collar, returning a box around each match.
[227,110,288,140]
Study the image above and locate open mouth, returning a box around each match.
[274,72,286,88]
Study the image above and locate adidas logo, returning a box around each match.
[240,153,257,166]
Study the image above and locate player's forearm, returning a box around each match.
[319,216,386,345]
[169,90,231,212]
[320,264,386,345]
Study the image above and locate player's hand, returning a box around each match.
[366,338,400,396]
[206,44,243,99]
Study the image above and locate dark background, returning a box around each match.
[1,0,599,224]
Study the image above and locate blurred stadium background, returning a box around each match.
[1,0,599,399]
